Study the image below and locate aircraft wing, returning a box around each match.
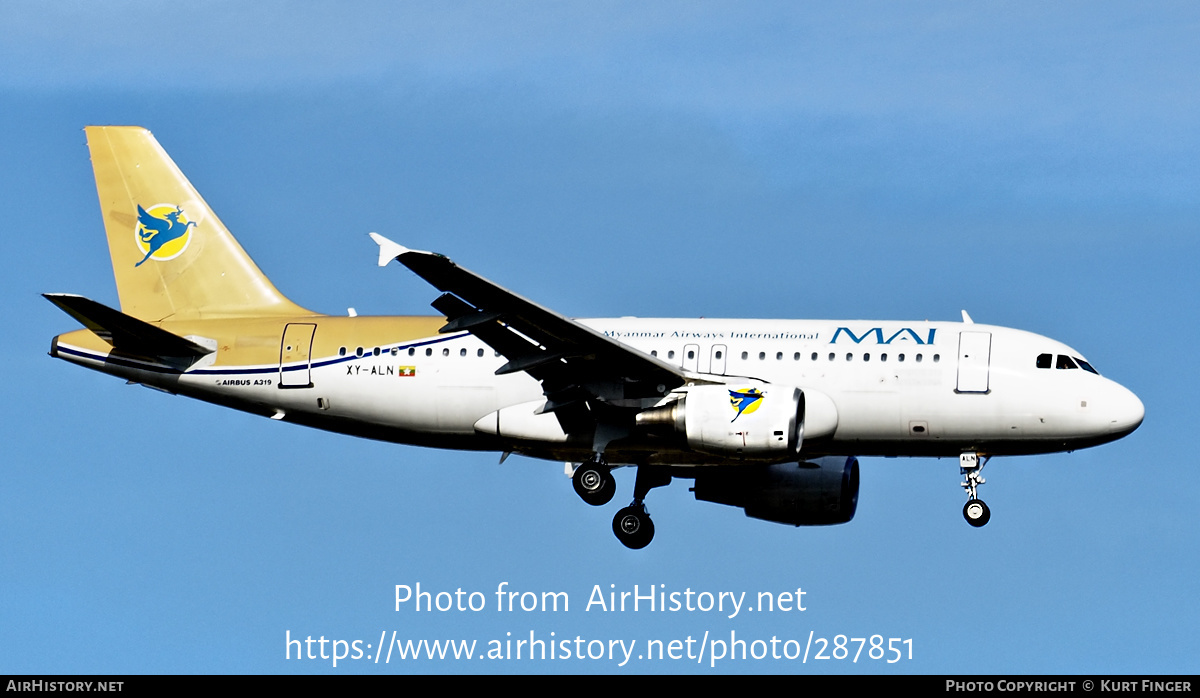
[371,234,690,413]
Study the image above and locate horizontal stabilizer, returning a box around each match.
[43,293,213,359]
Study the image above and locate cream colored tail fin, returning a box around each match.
[86,126,313,321]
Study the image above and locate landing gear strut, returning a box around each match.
[960,452,991,527]
[612,466,670,549]
[572,456,615,506]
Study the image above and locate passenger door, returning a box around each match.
[956,331,991,393]
[279,323,316,388]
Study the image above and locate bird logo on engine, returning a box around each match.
[729,388,765,422]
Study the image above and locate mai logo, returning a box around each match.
[134,204,196,266]
[729,388,765,422]
[830,327,937,345]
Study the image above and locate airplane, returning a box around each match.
[46,126,1145,549]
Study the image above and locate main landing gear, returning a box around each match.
[960,452,991,527]
[571,458,670,549]
[572,457,615,506]
[612,505,654,549]
[613,466,671,549]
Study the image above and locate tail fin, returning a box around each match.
[86,126,313,321]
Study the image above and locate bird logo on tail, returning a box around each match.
[134,204,196,266]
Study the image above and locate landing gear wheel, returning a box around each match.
[959,453,991,527]
[612,505,655,549]
[963,499,991,527]
[572,462,615,506]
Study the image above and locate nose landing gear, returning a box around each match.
[960,452,991,527]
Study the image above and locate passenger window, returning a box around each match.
[1056,354,1078,370]
[741,351,748,360]
[408,348,415,356]
[687,350,695,359]
[898,354,906,362]
[651,350,658,357]
[373,347,381,356]
[668,351,675,359]
[758,352,766,360]
[442,348,449,357]
[477,349,484,357]
[1036,353,1052,369]
[811,352,818,360]
[881,353,888,362]
[916,354,923,363]
[828,353,835,361]
[845,353,853,361]
[425,348,432,357]
[933,354,940,362]
[338,347,346,357]
[355,346,364,357]
[715,351,723,359]
[460,348,467,357]
[776,352,783,360]
[793,352,800,361]
[863,353,870,362]
[391,347,398,356]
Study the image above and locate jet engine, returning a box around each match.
[692,456,860,525]
[636,384,838,460]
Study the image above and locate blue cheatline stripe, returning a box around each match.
[55,332,471,377]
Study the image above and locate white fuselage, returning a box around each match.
[56,317,1145,465]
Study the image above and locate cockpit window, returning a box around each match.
[1056,354,1079,370]
[1038,352,1098,374]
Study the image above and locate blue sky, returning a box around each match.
[2,2,1196,674]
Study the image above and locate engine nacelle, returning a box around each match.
[637,384,804,459]
[692,456,859,525]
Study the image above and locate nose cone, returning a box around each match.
[1107,382,1145,439]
